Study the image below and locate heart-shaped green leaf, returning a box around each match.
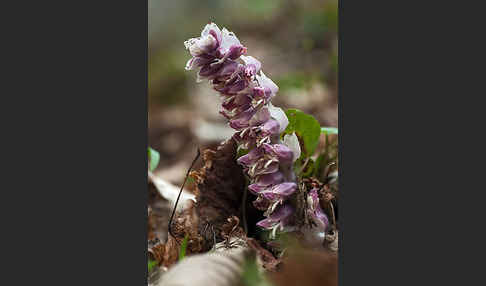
[283,109,321,158]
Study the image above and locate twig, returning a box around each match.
[241,177,249,234]
[329,201,336,227]
[168,148,201,241]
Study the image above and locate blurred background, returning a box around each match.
[148,0,338,186]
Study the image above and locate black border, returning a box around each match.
[5,0,463,284]
[4,1,148,284]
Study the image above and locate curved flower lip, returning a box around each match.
[251,87,272,106]
[216,77,248,94]
[229,108,256,130]
[256,204,294,229]
[185,56,214,71]
[184,34,218,57]
[267,182,297,196]
[184,22,223,58]
[267,103,289,133]
[249,106,270,127]
[220,103,252,120]
[221,93,251,112]
[230,105,270,130]
[198,62,224,78]
[260,119,280,136]
[202,22,222,45]
[256,171,285,186]
[256,71,279,96]
[255,183,297,205]
[241,55,262,77]
[213,60,239,80]
[218,28,243,55]
[237,147,262,166]
[262,143,293,162]
[283,132,301,162]
[232,118,280,148]
[249,160,279,177]
[314,206,329,228]
[226,45,247,60]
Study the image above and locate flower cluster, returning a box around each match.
[184,23,328,238]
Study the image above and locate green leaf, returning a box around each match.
[283,109,321,158]
[148,259,158,273]
[178,234,189,261]
[148,147,160,172]
[321,127,338,135]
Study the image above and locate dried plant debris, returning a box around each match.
[148,181,171,243]
[221,216,281,271]
[245,238,281,271]
[190,139,247,250]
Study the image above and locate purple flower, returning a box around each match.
[256,204,295,237]
[252,196,271,211]
[307,188,329,230]
[261,182,297,197]
[229,106,270,130]
[233,118,280,148]
[261,143,294,162]
[248,172,285,193]
[184,33,218,57]
[257,182,297,210]
[241,55,262,77]
[215,27,247,60]
[236,147,262,166]
[184,23,302,238]
[237,142,294,178]
[238,148,280,177]
[220,93,252,119]
[185,23,247,83]
[256,71,279,98]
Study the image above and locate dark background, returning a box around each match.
[1,0,475,285]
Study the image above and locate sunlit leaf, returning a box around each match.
[283,109,321,158]
[148,147,160,172]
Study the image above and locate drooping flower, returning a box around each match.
[307,188,329,230]
[248,172,285,193]
[184,22,307,238]
[184,23,247,82]
[256,204,296,238]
